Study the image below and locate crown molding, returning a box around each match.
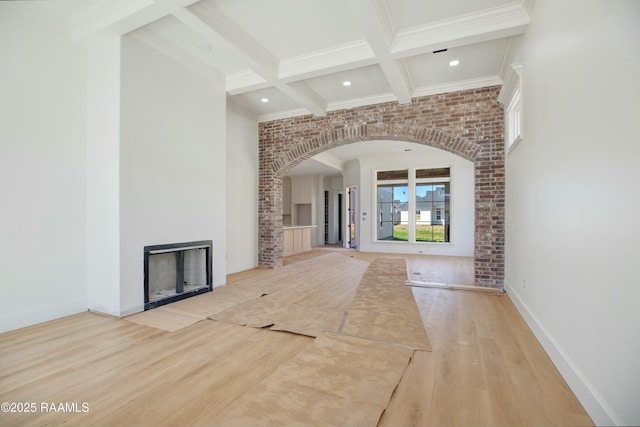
[327,92,398,112]
[391,3,529,58]
[258,74,503,121]
[258,108,312,123]
[412,76,503,98]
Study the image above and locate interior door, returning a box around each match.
[348,186,357,249]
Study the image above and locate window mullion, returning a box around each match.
[408,168,416,243]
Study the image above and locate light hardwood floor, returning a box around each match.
[0,249,592,427]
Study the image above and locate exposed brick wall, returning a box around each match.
[259,86,505,288]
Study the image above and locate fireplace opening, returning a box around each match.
[144,240,213,310]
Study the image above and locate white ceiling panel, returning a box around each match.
[305,64,391,104]
[204,0,364,59]
[228,86,302,118]
[407,38,508,89]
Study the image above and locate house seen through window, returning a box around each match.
[376,168,450,243]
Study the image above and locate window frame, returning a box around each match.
[374,167,452,244]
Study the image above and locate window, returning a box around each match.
[376,168,450,243]
[376,170,408,241]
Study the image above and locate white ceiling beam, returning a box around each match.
[166,0,326,116]
[155,1,277,80]
[278,40,377,83]
[377,59,413,105]
[346,0,413,104]
[67,0,200,45]
[226,71,270,95]
[276,81,328,117]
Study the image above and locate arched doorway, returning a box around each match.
[258,89,505,288]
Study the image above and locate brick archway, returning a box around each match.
[272,124,480,175]
[259,87,505,288]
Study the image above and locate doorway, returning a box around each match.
[338,193,343,243]
[348,186,357,249]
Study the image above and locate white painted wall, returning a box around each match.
[0,5,88,332]
[504,1,640,425]
[86,35,121,316]
[119,35,227,314]
[342,160,360,248]
[358,145,475,256]
[226,108,259,274]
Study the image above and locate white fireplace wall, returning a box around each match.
[119,35,226,315]
[225,108,259,274]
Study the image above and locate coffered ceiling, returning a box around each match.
[11,0,530,176]
[21,0,530,123]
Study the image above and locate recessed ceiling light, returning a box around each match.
[449,59,460,67]
[261,98,269,103]
[342,81,352,86]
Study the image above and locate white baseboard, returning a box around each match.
[505,283,620,426]
[118,305,144,317]
[0,299,86,333]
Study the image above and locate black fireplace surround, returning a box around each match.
[143,240,213,310]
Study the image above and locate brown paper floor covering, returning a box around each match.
[342,257,432,350]
[210,332,414,427]
[210,252,370,336]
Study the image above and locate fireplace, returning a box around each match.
[144,240,213,310]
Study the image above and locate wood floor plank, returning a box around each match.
[382,286,594,427]
[0,250,593,427]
